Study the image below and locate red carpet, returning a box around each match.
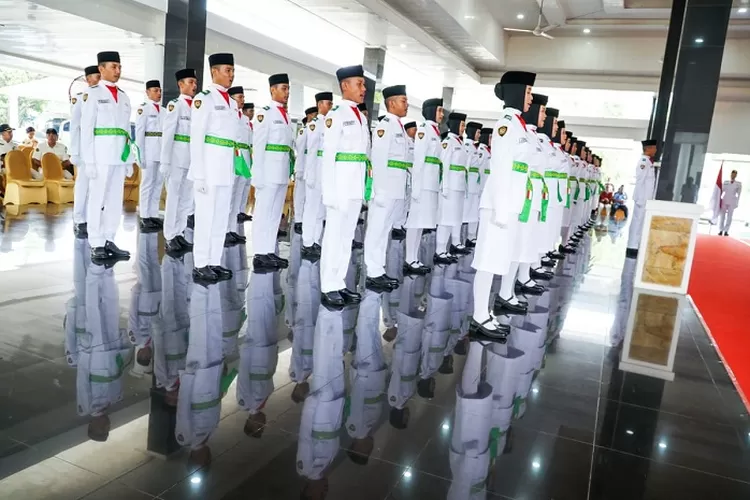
[688,234,750,409]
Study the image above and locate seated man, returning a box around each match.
[0,123,19,194]
[32,128,73,179]
[612,185,628,218]
[22,126,38,148]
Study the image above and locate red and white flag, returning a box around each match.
[708,162,723,225]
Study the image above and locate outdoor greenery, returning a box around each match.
[0,69,46,126]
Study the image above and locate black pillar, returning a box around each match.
[363,47,386,128]
[162,0,207,104]
[650,0,686,152]
[656,0,732,201]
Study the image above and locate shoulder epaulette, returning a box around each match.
[199,89,210,95]
[76,91,83,96]
[503,114,513,121]
[312,116,318,122]
[419,122,426,127]
[262,105,271,111]
[169,98,178,103]
[90,85,99,89]
[332,105,339,111]
[382,117,390,122]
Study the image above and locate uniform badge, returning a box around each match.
[257,115,264,123]
[377,129,385,138]
[442,143,448,149]
[418,132,424,139]
[82,93,88,102]
[497,126,508,137]
[137,108,143,115]
[326,118,332,128]
[309,124,316,131]
[71,97,77,104]
[194,100,201,109]
[168,103,174,112]
[299,129,304,136]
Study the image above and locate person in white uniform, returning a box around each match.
[135,80,165,232]
[462,121,483,247]
[293,106,319,235]
[719,169,742,236]
[32,128,74,178]
[626,139,658,257]
[225,86,251,246]
[81,51,132,262]
[319,65,369,310]
[363,84,410,293]
[188,52,239,283]
[471,71,537,341]
[237,102,255,225]
[391,121,416,239]
[404,98,444,275]
[301,92,334,260]
[70,65,101,239]
[251,73,294,271]
[436,112,469,264]
[162,67,198,255]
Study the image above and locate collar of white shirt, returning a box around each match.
[210,83,228,92]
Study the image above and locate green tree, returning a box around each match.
[0,69,46,126]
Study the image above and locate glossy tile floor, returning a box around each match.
[0,205,748,500]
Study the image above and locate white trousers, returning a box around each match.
[392,198,407,229]
[139,161,163,218]
[720,205,736,232]
[164,167,193,240]
[73,163,89,224]
[228,175,251,233]
[87,164,126,247]
[320,199,361,293]
[364,197,398,277]
[626,203,646,250]
[193,185,231,268]
[302,184,325,247]
[252,183,287,255]
[293,174,306,223]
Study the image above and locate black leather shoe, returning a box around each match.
[90,246,110,260]
[175,235,193,251]
[237,212,253,223]
[560,244,576,255]
[465,239,476,249]
[438,355,454,374]
[547,251,564,260]
[268,254,289,269]
[625,248,639,259]
[74,223,88,238]
[193,266,219,282]
[104,241,130,259]
[390,228,406,241]
[229,231,246,244]
[294,222,303,235]
[366,275,394,292]
[449,244,472,256]
[165,238,184,254]
[515,280,545,296]
[569,234,581,243]
[253,254,278,270]
[224,233,238,247]
[531,268,553,281]
[277,229,288,238]
[321,291,345,309]
[724,232,729,237]
[540,258,555,268]
[357,218,365,226]
[211,266,233,281]
[148,217,163,227]
[423,228,436,234]
[301,244,321,260]
[186,214,195,229]
[469,318,510,343]
[339,288,362,305]
[493,296,527,315]
[403,262,430,276]
[140,218,159,233]
[360,204,369,213]
[384,274,400,287]
[434,253,453,265]
[351,240,363,250]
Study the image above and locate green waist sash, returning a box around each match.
[335,152,372,201]
[204,135,250,178]
[94,127,138,164]
[173,134,190,143]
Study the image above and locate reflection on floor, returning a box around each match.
[0,205,748,500]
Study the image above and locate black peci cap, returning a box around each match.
[97,51,120,64]
[146,80,161,90]
[500,71,536,87]
[336,65,365,82]
[305,106,318,115]
[208,53,234,67]
[557,119,565,128]
[175,68,196,81]
[228,86,244,96]
[404,121,417,130]
[422,98,443,109]
[315,92,333,102]
[85,65,99,76]
[532,93,548,106]
[269,73,290,86]
[46,128,57,135]
[382,85,406,99]
[642,139,658,147]
[242,103,254,111]
[448,112,467,122]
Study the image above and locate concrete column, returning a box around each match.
[363,46,386,127]
[143,39,165,84]
[289,81,305,119]
[440,87,454,132]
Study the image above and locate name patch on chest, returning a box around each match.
[273,120,284,125]
[519,138,528,144]
[343,120,356,127]
[98,99,110,104]
[214,105,227,111]
[179,116,190,121]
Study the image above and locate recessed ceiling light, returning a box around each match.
[658,441,667,449]
[464,15,475,20]
[583,28,591,34]
[190,476,201,485]
[626,430,634,435]
[739,8,748,14]
[532,460,541,469]
[695,37,704,43]
[517,13,525,20]
[400,43,406,48]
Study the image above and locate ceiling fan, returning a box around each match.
[503,0,559,40]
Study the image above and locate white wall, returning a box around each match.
[709,101,750,155]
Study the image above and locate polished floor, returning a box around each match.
[0,205,748,500]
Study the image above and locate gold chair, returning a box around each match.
[3,150,47,205]
[42,152,74,203]
[124,163,140,203]
[22,146,34,163]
